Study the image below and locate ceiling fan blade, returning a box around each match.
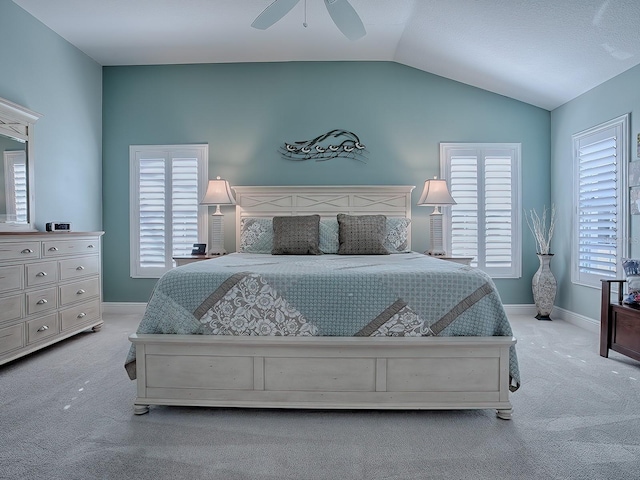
[251,0,301,30]
[324,0,366,41]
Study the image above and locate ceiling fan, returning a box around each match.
[252,0,366,41]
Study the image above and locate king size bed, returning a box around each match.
[126,185,519,419]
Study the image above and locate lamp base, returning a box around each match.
[428,209,447,258]
[209,212,226,257]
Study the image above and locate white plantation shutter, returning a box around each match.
[4,151,28,222]
[12,161,28,222]
[572,115,628,288]
[441,144,521,278]
[138,158,166,271]
[172,158,201,256]
[449,154,479,259]
[130,145,208,278]
[485,155,513,269]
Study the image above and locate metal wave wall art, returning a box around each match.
[279,129,367,163]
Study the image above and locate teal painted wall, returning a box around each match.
[551,63,640,321]
[0,1,102,232]
[103,62,550,303]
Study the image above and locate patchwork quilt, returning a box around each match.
[125,252,520,390]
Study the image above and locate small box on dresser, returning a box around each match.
[0,232,104,365]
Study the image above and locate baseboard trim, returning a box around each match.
[102,302,147,316]
[551,306,599,333]
[102,302,601,333]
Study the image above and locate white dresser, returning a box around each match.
[0,232,104,365]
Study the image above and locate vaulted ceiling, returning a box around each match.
[13,0,640,110]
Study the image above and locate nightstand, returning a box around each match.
[173,254,223,267]
[440,256,473,266]
[427,254,474,266]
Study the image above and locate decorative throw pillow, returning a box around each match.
[319,218,340,254]
[272,215,322,255]
[337,213,389,255]
[239,217,273,253]
[622,258,640,304]
[384,217,411,253]
[320,216,411,254]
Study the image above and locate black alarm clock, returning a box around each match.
[45,222,71,232]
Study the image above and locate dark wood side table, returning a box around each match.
[600,279,640,361]
[172,254,223,267]
[426,254,474,266]
[438,256,474,266]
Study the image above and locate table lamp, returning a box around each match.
[200,176,236,255]
[417,177,456,256]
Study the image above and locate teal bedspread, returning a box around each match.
[125,252,520,390]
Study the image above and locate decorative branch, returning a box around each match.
[525,204,556,255]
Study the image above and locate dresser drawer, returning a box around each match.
[0,233,103,366]
[59,256,99,281]
[26,287,58,315]
[0,293,23,322]
[60,299,101,331]
[25,261,58,287]
[0,241,41,262]
[59,277,100,306]
[0,323,24,356]
[0,265,23,293]
[27,313,59,344]
[43,239,99,257]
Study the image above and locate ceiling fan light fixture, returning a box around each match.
[251,0,366,41]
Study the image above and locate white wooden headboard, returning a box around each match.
[232,185,415,252]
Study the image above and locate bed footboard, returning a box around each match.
[129,334,516,419]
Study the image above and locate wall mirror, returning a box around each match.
[0,97,41,232]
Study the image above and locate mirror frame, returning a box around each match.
[0,96,41,232]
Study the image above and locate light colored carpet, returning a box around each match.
[1,312,640,480]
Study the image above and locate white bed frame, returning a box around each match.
[129,185,516,419]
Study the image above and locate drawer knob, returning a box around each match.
[36,271,48,277]
[87,244,95,249]
[77,312,86,319]
[48,247,59,252]
[77,289,86,295]
[76,266,85,271]
[36,298,48,305]
[37,325,49,332]
[21,248,34,254]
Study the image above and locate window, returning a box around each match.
[572,114,629,288]
[441,143,521,278]
[4,150,28,223]
[130,144,208,278]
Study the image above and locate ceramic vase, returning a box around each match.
[532,253,556,320]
